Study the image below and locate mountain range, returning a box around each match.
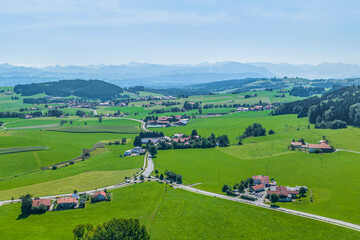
[1,62,360,87]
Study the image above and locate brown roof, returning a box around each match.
[267,186,299,197]
[92,191,106,198]
[290,142,303,146]
[308,143,331,149]
[252,184,265,190]
[252,175,270,184]
[57,197,77,204]
[32,199,51,207]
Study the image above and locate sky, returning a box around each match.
[0,0,360,66]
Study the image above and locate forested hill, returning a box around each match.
[14,80,123,99]
[273,85,360,129]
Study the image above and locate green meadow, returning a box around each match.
[0,183,357,240]
[0,144,143,199]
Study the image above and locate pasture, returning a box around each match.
[0,144,143,200]
[0,183,357,240]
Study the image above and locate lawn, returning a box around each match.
[0,130,140,180]
[0,183,357,240]
[0,146,48,155]
[45,125,140,134]
[155,147,360,225]
[0,144,144,199]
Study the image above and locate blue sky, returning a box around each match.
[0,0,359,66]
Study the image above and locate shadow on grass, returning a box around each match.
[17,211,46,220]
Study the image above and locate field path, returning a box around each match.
[120,117,150,132]
[6,123,59,130]
[336,149,360,154]
[1,153,360,232]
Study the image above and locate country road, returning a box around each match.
[0,152,151,206]
[3,117,359,233]
[175,184,360,232]
[336,149,360,154]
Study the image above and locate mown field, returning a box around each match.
[0,183,358,240]
[0,144,143,200]
[0,119,142,180]
[153,113,360,224]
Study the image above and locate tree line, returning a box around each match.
[273,85,360,129]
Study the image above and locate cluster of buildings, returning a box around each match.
[146,116,189,128]
[290,140,333,153]
[250,175,307,202]
[124,147,146,156]
[30,190,109,213]
[236,105,275,112]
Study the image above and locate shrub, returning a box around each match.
[52,165,57,170]
[240,195,256,201]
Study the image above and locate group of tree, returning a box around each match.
[76,110,87,117]
[237,123,266,144]
[164,170,182,184]
[289,86,325,97]
[232,177,255,193]
[20,194,48,215]
[14,80,123,100]
[73,218,150,240]
[139,131,164,138]
[273,85,360,129]
[183,101,201,110]
[47,109,63,117]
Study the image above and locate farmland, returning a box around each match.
[0,183,357,240]
[1,87,360,238]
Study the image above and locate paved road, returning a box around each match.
[175,184,360,232]
[336,149,360,154]
[120,117,150,132]
[142,153,154,177]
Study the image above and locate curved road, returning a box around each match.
[3,117,359,233]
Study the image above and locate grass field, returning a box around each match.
[0,183,358,240]
[0,130,140,180]
[0,146,48,155]
[155,145,360,224]
[45,125,140,134]
[0,144,143,199]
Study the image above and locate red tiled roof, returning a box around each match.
[290,142,302,146]
[308,143,331,149]
[252,175,270,184]
[267,186,299,197]
[57,197,77,204]
[252,184,265,191]
[32,199,51,207]
[92,191,106,198]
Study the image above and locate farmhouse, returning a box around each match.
[92,191,106,202]
[267,186,299,202]
[32,199,51,211]
[252,175,270,187]
[290,142,303,148]
[57,197,78,209]
[251,184,265,192]
[308,143,332,153]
